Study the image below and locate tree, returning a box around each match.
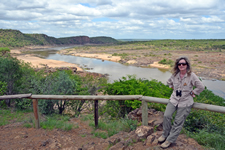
[0,57,22,106]
[31,71,77,114]
[0,47,10,57]
[0,81,7,107]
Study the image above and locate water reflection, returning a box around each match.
[46,54,172,84]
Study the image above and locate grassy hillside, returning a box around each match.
[116,39,225,51]
[0,29,43,47]
[0,29,118,48]
[90,36,118,44]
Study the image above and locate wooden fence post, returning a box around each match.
[33,99,40,129]
[142,99,148,126]
[94,100,98,128]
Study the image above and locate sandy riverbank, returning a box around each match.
[58,49,171,69]
[10,49,83,71]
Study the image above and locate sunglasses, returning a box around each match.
[178,63,187,66]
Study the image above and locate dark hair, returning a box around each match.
[172,56,192,76]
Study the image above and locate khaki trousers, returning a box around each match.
[162,102,193,143]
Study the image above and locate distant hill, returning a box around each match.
[90,36,118,44]
[117,39,158,42]
[0,29,118,48]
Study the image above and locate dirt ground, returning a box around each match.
[0,112,204,150]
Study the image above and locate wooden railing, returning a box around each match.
[1,94,225,129]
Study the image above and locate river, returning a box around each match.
[28,46,225,100]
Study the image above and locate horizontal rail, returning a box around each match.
[0,94,224,114]
[141,96,225,114]
[0,93,32,100]
[29,95,142,100]
[1,94,225,128]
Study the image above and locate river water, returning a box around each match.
[28,47,225,99]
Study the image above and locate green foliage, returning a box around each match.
[90,36,118,44]
[184,89,225,134]
[185,129,225,149]
[0,81,7,95]
[86,114,138,138]
[0,81,7,107]
[100,75,172,118]
[91,131,108,139]
[112,53,128,59]
[116,39,225,51]
[0,47,10,56]
[15,61,39,110]
[66,71,107,116]
[159,58,174,67]
[0,56,22,106]
[30,71,77,114]
[0,108,32,126]
[40,114,74,131]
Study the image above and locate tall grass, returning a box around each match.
[0,108,32,126]
[81,114,138,138]
[185,129,225,150]
[40,114,75,131]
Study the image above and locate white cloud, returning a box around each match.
[0,0,224,39]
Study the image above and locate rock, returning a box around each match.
[135,126,154,139]
[109,142,125,150]
[151,138,158,146]
[128,108,164,131]
[145,135,155,146]
[41,140,49,146]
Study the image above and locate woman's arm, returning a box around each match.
[191,73,205,95]
[167,75,174,89]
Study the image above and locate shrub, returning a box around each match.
[100,75,172,118]
[158,58,174,67]
[0,57,22,106]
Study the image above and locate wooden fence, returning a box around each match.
[1,94,225,129]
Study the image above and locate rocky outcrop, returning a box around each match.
[81,108,204,149]
[81,126,204,150]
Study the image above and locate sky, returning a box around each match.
[0,0,225,39]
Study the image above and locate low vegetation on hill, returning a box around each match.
[90,36,118,44]
[115,39,225,51]
[0,29,118,47]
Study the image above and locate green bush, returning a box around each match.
[0,56,22,106]
[186,129,225,149]
[184,89,225,135]
[0,81,7,107]
[100,75,172,118]
[0,47,10,56]
[158,58,174,67]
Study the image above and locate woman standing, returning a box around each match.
[158,56,205,148]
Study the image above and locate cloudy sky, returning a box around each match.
[0,0,225,39]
